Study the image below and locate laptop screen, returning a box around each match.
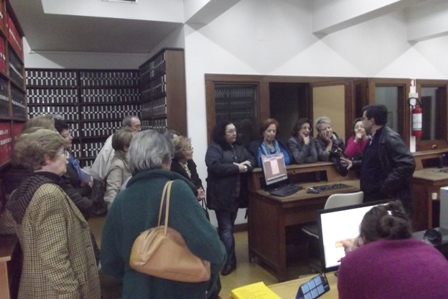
[260,153,288,186]
[317,201,386,272]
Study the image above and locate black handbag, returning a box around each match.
[201,197,210,221]
[329,148,348,177]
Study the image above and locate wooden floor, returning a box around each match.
[89,216,318,299]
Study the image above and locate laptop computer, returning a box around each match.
[317,200,387,272]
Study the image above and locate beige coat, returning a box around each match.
[18,183,101,299]
[104,150,131,208]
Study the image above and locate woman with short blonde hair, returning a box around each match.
[171,135,205,201]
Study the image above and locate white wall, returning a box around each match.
[183,0,448,224]
[23,0,448,225]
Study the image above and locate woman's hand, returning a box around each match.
[355,132,364,142]
[342,236,364,254]
[300,132,310,145]
[197,187,205,201]
[234,161,251,173]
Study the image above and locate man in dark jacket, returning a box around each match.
[341,104,416,216]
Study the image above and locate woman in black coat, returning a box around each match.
[205,120,255,276]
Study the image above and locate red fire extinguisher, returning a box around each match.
[412,102,422,137]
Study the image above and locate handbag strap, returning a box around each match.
[157,180,173,236]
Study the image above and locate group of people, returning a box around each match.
[0,103,443,299]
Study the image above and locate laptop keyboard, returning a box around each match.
[269,184,302,197]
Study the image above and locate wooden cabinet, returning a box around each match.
[25,69,140,167]
[0,0,25,171]
[139,49,187,135]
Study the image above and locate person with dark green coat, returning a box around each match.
[101,130,226,299]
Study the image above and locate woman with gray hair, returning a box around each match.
[101,130,226,299]
[314,116,345,161]
[6,129,101,299]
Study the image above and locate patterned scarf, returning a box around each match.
[7,172,62,224]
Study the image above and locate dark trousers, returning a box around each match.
[215,210,238,267]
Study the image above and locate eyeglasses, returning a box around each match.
[226,129,237,134]
[183,147,194,152]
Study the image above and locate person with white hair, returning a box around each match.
[101,130,225,299]
[314,116,345,162]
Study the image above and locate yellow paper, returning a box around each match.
[231,281,281,299]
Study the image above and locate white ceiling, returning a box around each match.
[9,0,448,57]
[10,0,183,54]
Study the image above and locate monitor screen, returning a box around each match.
[317,201,386,272]
[260,153,288,186]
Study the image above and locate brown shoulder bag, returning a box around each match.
[129,180,211,282]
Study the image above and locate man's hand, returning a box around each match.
[340,157,352,170]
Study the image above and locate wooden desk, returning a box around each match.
[413,167,448,230]
[248,162,356,192]
[268,272,338,299]
[248,180,360,282]
[0,234,19,299]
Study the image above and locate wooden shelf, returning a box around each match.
[25,69,140,167]
[139,49,186,136]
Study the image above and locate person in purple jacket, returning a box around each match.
[338,201,448,299]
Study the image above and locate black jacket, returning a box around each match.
[315,132,345,161]
[170,158,203,190]
[205,142,255,212]
[353,126,416,213]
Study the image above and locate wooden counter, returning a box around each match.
[413,167,448,230]
[0,234,20,299]
[248,179,359,281]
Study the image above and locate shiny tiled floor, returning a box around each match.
[89,216,317,299]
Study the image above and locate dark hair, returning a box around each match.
[363,104,388,126]
[54,118,69,134]
[352,117,363,136]
[260,118,279,136]
[211,120,234,149]
[292,118,312,137]
[360,201,412,244]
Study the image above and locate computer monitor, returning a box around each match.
[317,200,387,272]
[260,153,288,187]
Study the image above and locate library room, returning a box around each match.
[2,0,448,298]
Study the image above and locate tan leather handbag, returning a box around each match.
[129,180,211,282]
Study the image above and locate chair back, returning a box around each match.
[324,191,364,209]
